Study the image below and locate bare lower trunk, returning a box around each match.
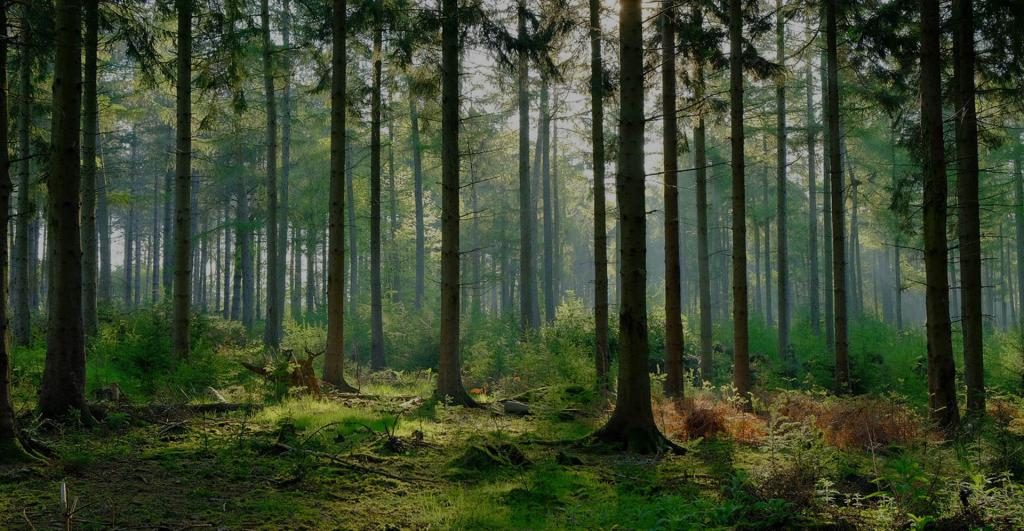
[370,25,385,370]
[729,0,750,403]
[437,0,473,406]
[920,0,959,431]
[806,59,820,336]
[775,0,789,364]
[589,0,609,393]
[517,1,538,332]
[825,0,848,390]
[323,0,356,392]
[12,17,32,346]
[40,0,89,419]
[261,0,280,349]
[662,0,683,398]
[81,0,99,335]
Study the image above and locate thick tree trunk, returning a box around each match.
[370,25,385,370]
[40,0,89,419]
[593,0,672,452]
[590,0,610,393]
[409,86,425,310]
[436,0,473,406]
[953,0,984,416]
[730,0,750,403]
[662,0,683,398]
[920,0,960,431]
[807,59,820,336]
[517,1,538,332]
[825,0,849,391]
[323,0,356,392]
[12,6,32,347]
[81,0,99,335]
[261,0,280,349]
[775,0,790,363]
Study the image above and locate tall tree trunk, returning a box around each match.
[920,0,960,431]
[0,0,32,461]
[152,170,161,301]
[517,1,538,332]
[171,0,193,359]
[290,225,300,319]
[662,0,683,398]
[775,0,789,363]
[409,84,425,310]
[261,0,280,349]
[81,0,99,335]
[346,139,358,313]
[807,59,820,336]
[370,24,385,370]
[820,47,835,352]
[552,105,562,303]
[593,0,672,452]
[125,168,135,308]
[436,0,473,405]
[730,0,751,403]
[825,0,849,391]
[541,81,556,323]
[278,0,292,328]
[162,169,173,292]
[323,0,356,391]
[238,174,253,330]
[12,15,31,346]
[223,203,233,319]
[306,228,316,315]
[953,0,984,416]
[388,110,399,302]
[40,0,89,419]
[891,122,903,330]
[694,50,713,383]
[590,0,610,392]
[1015,155,1024,330]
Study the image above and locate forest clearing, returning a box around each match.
[2,0,1024,529]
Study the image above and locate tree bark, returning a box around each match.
[409,84,425,310]
[920,0,960,431]
[171,0,193,359]
[517,1,538,332]
[541,81,556,323]
[40,0,89,419]
[729,0,751,403]
[261,0,280,350]
[436,0,473,406]
[1015,154,1024,331]
[806,58,820,337]
[370,24,385,370]
[589,0,610,393]
[825,0,849,391]
[694,53,713,383]
[323,0,356,392]
[593,0,672,452]
[775,0,789,363]
[820,47,835,352]
[278,0,292,328]
[953,0,984,416]
[81,0,99,335]
[662,0,683,398]
[12,4,32,347]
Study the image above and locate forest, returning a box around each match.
[1,0,1024,528]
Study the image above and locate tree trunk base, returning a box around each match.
[0,437,44,465]
[327,380,359,394]
[588,421,684,455]
[434,389,478,408]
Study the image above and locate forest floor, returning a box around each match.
[3,373,1024,530]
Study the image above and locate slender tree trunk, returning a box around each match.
[290,225,300,320]
[1015,155,1024,330]
[825,0,848,391]
[590,0,610,392]
[278,0,292,328]
[261,0,280,349]
[238,175,253,330]
[171,0,193,359]
[552,105,562,304]
[594,0,672,452]
[694,55,713,383]
[12,16,31,346]
[388,110,399,303]
[662,0,683,398]
[729,0,751,403]
[369,24,385,370]
[81,0,99,335]
[775,0,790,362]
[40,0,89,419]
[306,228,316,315]
[152,169,161,302]
[0,0,32,461]
[920,0,960,431]
[436,0,473,405]
[323,0,356,391]
[346,140,358,313]
[409,86,425,310]
[540,81,556,323]
[223,203,232,319]
[517,1,538,332]
[820,47,835,351]
[953,0,984,416]
[162,169,173,292]
[806,59,820,336]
